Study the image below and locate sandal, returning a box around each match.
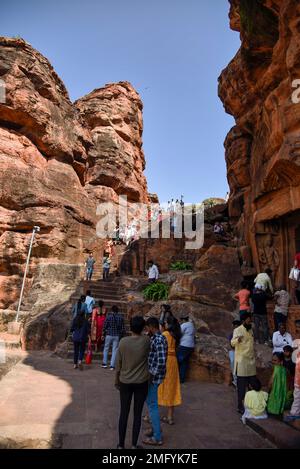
[161,416,174,425]
[142,437,163,446]
[143,415,151,423]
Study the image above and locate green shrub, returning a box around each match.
[170,261,192,271]
[143,282,169,301]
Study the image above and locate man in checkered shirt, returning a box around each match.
[102,305,125,370]
[143,317,168,446]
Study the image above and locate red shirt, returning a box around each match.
[295,253,300,268]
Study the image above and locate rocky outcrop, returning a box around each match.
[169,245,242,311]
[75,82,148,203]
[0,37,149,310]
[219,0,300,289]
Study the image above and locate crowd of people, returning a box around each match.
[229,312,300,424]
[231,264,300,424]
[233,269,291,346]
[80,246,300,444]
[70,298,195,448]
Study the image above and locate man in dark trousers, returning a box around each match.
[177,313,195,383]
[231,312,257,413]
[251,286,269,345]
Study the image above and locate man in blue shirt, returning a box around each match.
[143,317,168,446]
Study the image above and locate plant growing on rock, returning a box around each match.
[143,282,169,301]
[170,261,192,271]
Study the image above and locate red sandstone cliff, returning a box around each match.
[219,0,300,289]
[0,37,149,309]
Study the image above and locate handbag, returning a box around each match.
[85,339,92,365]
[289,267,300,281]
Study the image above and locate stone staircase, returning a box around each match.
[89,243,128,281]
[0,332,21,350]
[68,245,131,360]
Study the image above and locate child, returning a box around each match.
[267,352,288,415]
[285,319,300,420]
[241,377,268,424]
[228,320,241,387]
[234,281,251,318]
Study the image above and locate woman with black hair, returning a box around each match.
[71,295,88,319]
[91,300,107,352]
[70,310,91,370]
[158,316,182,425]
[159,304,173,327]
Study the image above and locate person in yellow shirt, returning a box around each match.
[241,377,268,424]
[231,312,257,413]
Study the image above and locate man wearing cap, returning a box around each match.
[177,314,195,383]
[231,312,257,413]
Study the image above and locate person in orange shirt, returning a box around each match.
[234,281,251,319]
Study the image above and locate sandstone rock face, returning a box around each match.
[75,82,148,203]
[169,245,242,311]
[219,0,300,289]
[0,37,149,310]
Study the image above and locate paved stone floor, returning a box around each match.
[0,352,274,449]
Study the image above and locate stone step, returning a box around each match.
[81,280,121,287]
[70,300,127,309]
[0,333,21,349]
[70,293,125,301]
[246,417,300,449]
[79,284,122,290]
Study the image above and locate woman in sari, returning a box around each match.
[267,352,288,415]
[91,301,106,352]
[158,316,182,425]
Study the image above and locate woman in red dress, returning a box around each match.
[91,301,106,352]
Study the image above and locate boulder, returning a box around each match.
[169,245,242,310]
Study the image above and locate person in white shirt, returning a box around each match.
[254,268,273,294]
[146,260,159,283]
[85,289,95,315]
[273,285,291,330]
[177,314,195,383]
[272,323,293,353]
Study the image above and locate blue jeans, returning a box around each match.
[177,346,194,383]
[74,341,86,364]
[103,335,119,368]
[228,350,237,385]
[146,383,162,442]
[86,268,93,280]
[103,267,110,280]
